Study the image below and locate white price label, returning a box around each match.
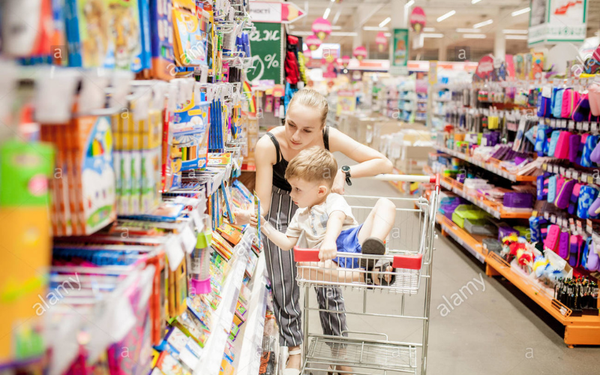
[181,225,197,254]
[576,122,583,130]
[592,122,598,132]
[165,236,185,271]
[550,119,557,128]
[583,122,590,131]
[561,119,567,128]
[568,120,575,130]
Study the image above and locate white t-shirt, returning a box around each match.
[285,193,359,249]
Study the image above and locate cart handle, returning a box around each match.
[367,173,440,186]
[293,247,423,270]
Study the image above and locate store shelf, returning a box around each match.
[195,231,255,375]
[434,212,600,346]
[436,214,486,263]
[485,253,600,346]
[423,166,532,220]
[235,254,268,375]
[435,146,537,183]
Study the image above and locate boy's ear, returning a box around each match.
[317,184,329,196]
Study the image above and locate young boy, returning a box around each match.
[256,146,397,285]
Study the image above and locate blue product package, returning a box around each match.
[548,175,558,203]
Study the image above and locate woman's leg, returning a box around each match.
[263,188,303,370]
[357,198,396,245]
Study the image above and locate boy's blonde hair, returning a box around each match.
[287,89,329,128]
[285,146,338,187]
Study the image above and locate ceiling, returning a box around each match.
[285,0,600,61]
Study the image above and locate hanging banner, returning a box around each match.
[428,61,438,85]
[249,1,306,23]
[475,55,494,80]
[410,7,426,33]
[528,0,588,46]
[336,90,356,115]
[391,29,409,67]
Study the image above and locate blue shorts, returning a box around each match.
[334,224,363,269]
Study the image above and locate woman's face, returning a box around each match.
[284,104,323,150]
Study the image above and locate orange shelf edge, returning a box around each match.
[435,212,600,345]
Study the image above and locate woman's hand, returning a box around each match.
[319,240,338,261]
[233,208,252,225]
[331,169,346,195]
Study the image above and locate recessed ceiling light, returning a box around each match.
[323,8,331,19]
[503,29,528,34]
[463,33,486,39]
[423,33,444,38]
[405,0,415,7]
[471,0,482,3]
[473,19,493,28]
[437,10,456,22]
[511,7,531,16]
[505,35,528,40]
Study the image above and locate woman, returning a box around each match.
[235,89,393,374]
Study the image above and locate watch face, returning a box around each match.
[342,166,350,172]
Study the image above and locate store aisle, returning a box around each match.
[302,153,600,375]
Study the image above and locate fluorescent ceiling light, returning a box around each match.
[506,35,528,40]
[423,33,444,38]
[473,19,493,28]
[463,33,486,39]
[503,29,528,34]
[363,26,389,31]
[323,8,331,19]
[332,10,342,25]
[437,10,456,22]
[456,28,479,33]
[471,0,482,3]
[405,0,415,7]
[379,17,391,28]
[332,32,358,36]
[384,32,391,37]
[424,27,436,32]
[512,7,530,16]
[332,26,342,30]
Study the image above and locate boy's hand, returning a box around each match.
[331,169,346,195]
[319,240,338,261]
[233,208,251,225]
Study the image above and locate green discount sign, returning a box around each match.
[247,22,283,84]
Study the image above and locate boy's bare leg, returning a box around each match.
[357,198,396,245]
[298,261,362,283]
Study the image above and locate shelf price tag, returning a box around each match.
[550,119,557,128]
[583,122,590,131]
[568,120,575,130]
[576,122,583,130]
[561,119,567,128]
[587,219,593,234]
[592,122,599,133]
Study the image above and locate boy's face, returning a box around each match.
[288,177,329,208]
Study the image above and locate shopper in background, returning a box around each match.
[235,88,393,374]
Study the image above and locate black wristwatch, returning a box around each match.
[341,165,352,186]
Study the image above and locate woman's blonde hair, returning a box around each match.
[287,88,329,128]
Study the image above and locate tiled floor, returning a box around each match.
[300,153,600,375]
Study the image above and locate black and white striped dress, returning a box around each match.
[264,129,348,347]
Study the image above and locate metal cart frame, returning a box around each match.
[293,174,440,375]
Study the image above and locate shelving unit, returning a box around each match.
[435,146,537,182]
[435,204,600,346]
[195,232,255,375]
[235,254,268,375]
[423,166,532,220]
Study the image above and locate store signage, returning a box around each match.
[249,1,306,23]
[475,55,494,79]
[391,28,409,67]
[410,7,426,33]
[428,61,438,85]
[528,0,588,46]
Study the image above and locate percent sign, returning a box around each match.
[264,53,279,69]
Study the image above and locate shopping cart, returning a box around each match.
[293,174,440,375]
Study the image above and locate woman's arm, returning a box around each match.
[233,136,277,225]
[328,127,393,192]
